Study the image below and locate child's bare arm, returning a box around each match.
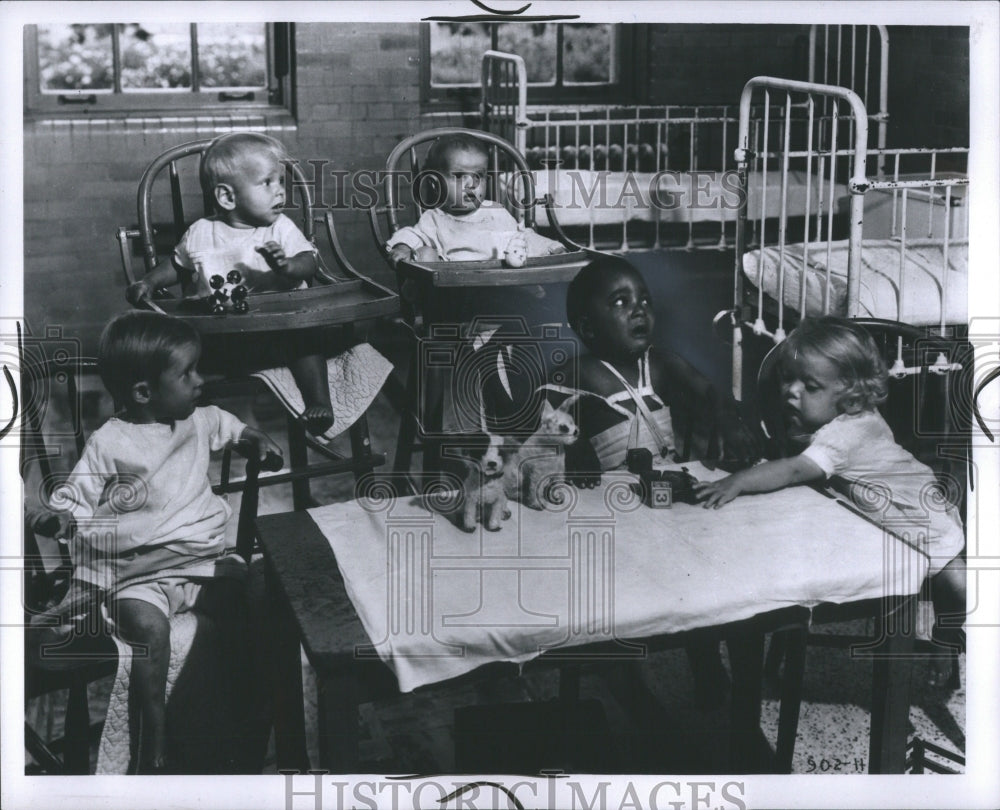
[257,243,317,283]
[237,426,283,462]
[125,262,184,305]
[693,455,824,508]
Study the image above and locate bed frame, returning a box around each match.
[729,76,968,401]
[480,25,890,251]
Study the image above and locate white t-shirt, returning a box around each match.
[58,406,247,591]
[173,214,314,296]
[801,410,965,573]
[386,201,562,261]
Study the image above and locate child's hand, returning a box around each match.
[504,233,528,268]
[413,246,440,263]
[693,473,745,509]
[389,244,415,267]
[126,280,152,306]
[238,426,284,464]
[26,506,74,540]
[256,241,289,275]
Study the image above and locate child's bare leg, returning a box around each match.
[288,353,333,436]
[114,599,171,771]
[928,555,966,688]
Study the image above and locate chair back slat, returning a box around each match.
[168,161,186,241]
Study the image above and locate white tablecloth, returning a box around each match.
[309,464,927,692]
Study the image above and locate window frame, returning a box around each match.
[420,22,645,111]
[23,22,295,118]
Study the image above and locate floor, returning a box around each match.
[24,250,966,775]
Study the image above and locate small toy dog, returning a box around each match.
[504,397,580,509]
[458,431,511,532]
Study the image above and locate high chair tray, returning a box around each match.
[152,279,398,334]
[398,250,590,287]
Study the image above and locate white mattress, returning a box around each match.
[527,169,845,227]
[742,238,968,326]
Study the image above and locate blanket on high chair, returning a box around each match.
[251,343,393,444]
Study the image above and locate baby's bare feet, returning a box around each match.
[300,405,334,436]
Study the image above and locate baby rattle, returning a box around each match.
[504,223,528,268]
[208,270,250,315]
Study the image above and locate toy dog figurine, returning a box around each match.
[504,397,580,509]
[459,432,511,532]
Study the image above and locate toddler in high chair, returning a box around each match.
[385,133,566,267]
[28,311,282,772]
[694,316,967,683]
[125,131,334,436]
[545,255,760,708]
[386,133,569,434]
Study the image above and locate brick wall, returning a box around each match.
[23,22,426,355]
[645,25,808,105]
[22,23,969,355]
[886,26,969,149]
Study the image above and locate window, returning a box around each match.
[24,22,293,115]
[422,22,640,108]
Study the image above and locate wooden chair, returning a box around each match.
[116,137,399,510]
[367,127,585,479]
[756,318,971,771]
[21,342,277,774]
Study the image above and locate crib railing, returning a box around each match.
[730,75,968,400]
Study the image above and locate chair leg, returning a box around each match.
[287,415,314,511]
[392,361,418,477]
[64,680,92,774]
[349,413,375,482]
[774,627,806,773]
[763,631,787,681]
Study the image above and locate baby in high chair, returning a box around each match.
[385,132,566,266]
[545,255,760,708]
[694,316,967,682]
[28,311,281,772]
[125,131,334,436]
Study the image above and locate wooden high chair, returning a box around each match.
[367,127,588,479]
[116,138,399,510]
[20,335,276,773]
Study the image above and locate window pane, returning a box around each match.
[197,23,267,89]
[497,23,555,84]
[430,22,490,85]
[121,23,192,90]
[563,24,613,84]
[37,24,113,92]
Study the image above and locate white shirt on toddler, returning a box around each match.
[174,214,314,296]
[801,409,965,573]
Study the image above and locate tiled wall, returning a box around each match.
[22,23,969,356]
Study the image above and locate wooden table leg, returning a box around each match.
[265,563,310,772]
[726,627,766,772]
[774,627,807,773]
[317,671,360,773]
[868,598,916,774]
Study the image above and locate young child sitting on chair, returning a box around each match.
[126,131,334,436]
[385,132,566,267]
[547,255,758,475]
[29,311,281,772]
[545,255,759,708]
[694,316,967,684]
